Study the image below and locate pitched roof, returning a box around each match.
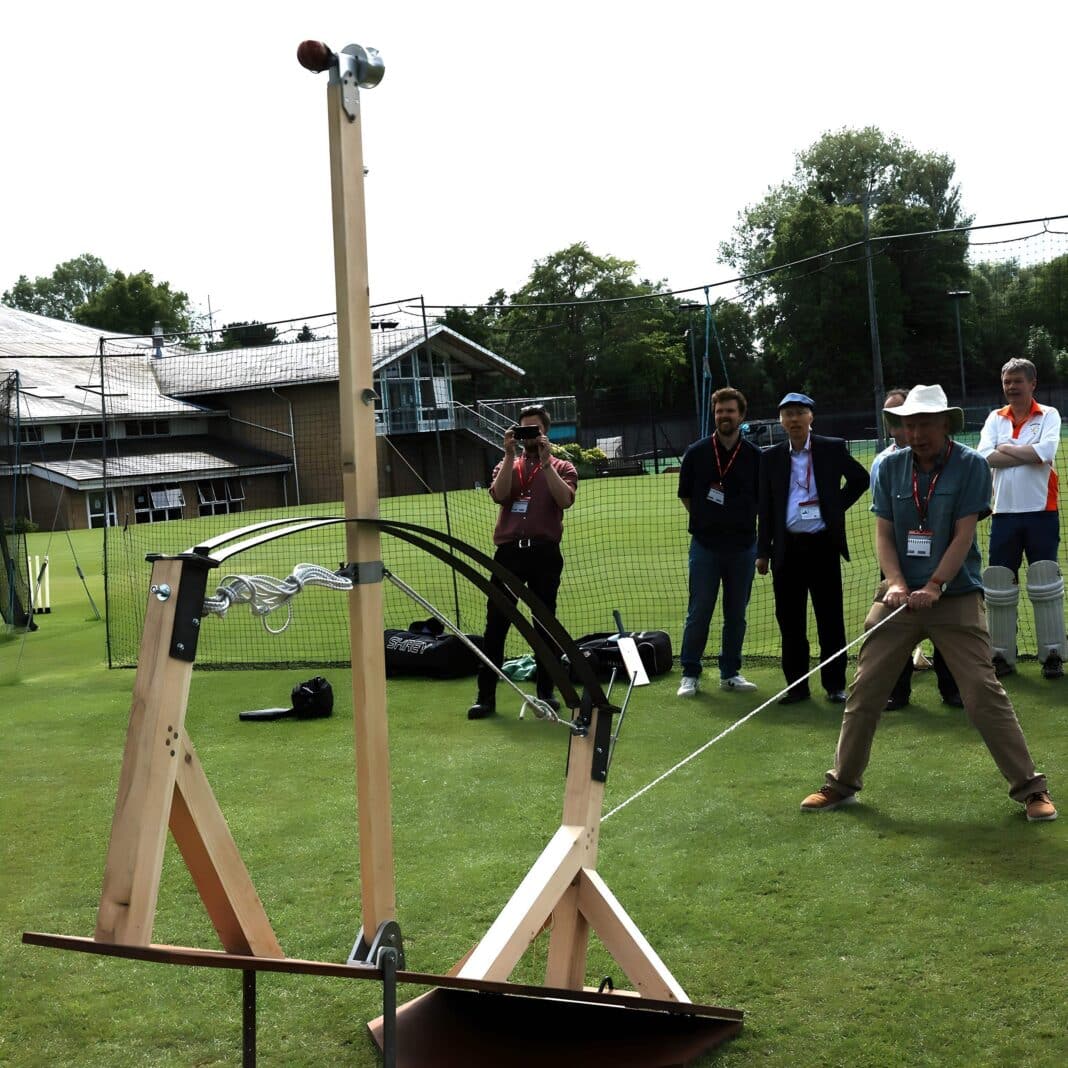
[23,436,291,490]
[151,323,523,397]
[0,304,151,357]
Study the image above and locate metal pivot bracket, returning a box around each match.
[348,919,406,970]
[330,44,385,121]
[337,560,385,585]
[146,552,218,662]
[590,700,620,783]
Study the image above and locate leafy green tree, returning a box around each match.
[460,244,687,401]
[294,323,317,343]
[3,254,110,319]
[214,320,279,348]
[720,127,972,406]
[75,270,193,337]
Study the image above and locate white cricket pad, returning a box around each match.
[1026,560,1067,662]
[982,565,1019,666]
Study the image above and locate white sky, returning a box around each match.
[1,1,1065,333]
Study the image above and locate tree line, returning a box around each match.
[6,128,1066,413]
[447,128,1067,415]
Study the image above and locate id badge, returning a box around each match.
[706,483,725,506]
[798,500,821,522]
[511,498,530,514]
[906,529,933,557]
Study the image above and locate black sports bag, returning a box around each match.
[565,631,673,680]
[384,618,485,679]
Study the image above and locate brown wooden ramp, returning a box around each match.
[368,986,741,1067]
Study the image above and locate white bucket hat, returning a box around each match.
[883,384,964,435]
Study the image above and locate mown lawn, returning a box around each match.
[2,526,1066,1066]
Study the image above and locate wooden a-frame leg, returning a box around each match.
[95,559,197,946]
[576,868,688,1002]
[170,735,282,957]
[457,825,588,983]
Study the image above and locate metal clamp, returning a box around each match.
[337,560,385,585]
[330,44,385,121]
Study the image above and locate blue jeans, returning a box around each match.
[680,539,757,679]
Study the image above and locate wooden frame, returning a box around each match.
[25,38,741,1066]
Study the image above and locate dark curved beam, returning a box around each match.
[371,522,585,709]
[365,519,609,707]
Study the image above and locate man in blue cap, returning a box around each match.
[757,392,870,704]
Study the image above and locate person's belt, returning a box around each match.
[500,537,556,549]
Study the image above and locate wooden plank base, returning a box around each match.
[367,987,742,1068]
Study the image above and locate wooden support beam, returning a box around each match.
[457,825,587,983]
[327,54,396,939]
[170,735,283,958]
[576,868,688,1003]
[95,558,197,946]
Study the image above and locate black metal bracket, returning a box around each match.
[336,560,385,585]
[347,919,406,970]
[144,552,218,663]
[591,700,619,783]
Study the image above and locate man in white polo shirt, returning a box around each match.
[977,358,1064,680]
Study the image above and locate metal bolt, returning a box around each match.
[176,642,185,652]
[192,618,200,628]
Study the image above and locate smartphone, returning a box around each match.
[512,424,540,440]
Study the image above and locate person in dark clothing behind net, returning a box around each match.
[467,405,578,720]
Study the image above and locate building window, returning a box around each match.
[125,419,170,438]
[18,425,44,443]
[133,483,185,523]
[197,478,244,516]
[87,490,118,529]
[60,421,104,441]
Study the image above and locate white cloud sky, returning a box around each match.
[1,0,1064,331]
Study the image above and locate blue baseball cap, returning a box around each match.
[778,392,815,410]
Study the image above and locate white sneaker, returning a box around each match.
[721,675,758,692]
[677,676,699,697]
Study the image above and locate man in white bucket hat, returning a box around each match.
[801,384,1056,822]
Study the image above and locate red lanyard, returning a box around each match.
[714,436,742,483]
[911,440,954,528]
[515,457,540,496]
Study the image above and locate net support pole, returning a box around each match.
[323,46,397,944]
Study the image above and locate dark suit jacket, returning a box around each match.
[757,434,870,568]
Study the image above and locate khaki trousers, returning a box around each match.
[826,591,1048,804]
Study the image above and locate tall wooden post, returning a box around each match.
[324,47,396,942]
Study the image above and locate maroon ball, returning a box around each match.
[296,40,333,72]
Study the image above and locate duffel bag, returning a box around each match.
[384,618,484,679]
[565,630,673,680]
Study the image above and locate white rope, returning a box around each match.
[602,603,909,823]
[202,563,353,634]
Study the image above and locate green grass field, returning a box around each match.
[2,526,1066,1066]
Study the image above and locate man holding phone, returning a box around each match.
[468,405,579,719]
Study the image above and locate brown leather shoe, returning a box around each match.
[1025,791,1058,822]
[800,785,858,812]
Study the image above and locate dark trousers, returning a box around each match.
[888,645,961,704]
[477,541,564,702]
[772,529,848,693]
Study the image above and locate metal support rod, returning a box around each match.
[861,193,887,450]
[378,947,398,1068]
[242,969,257,1068]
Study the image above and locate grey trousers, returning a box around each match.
[826,590,1048,804]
